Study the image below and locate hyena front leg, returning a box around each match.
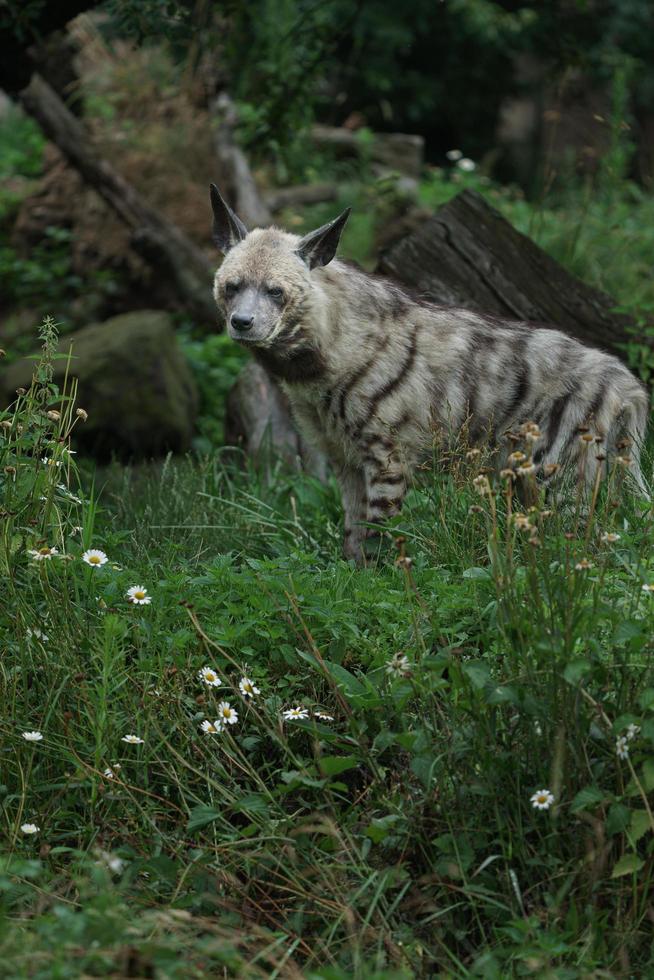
[362,451,408,545]
[337,465,369,562]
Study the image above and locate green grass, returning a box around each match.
[2,320,654,977]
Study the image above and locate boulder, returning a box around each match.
[2,310,198,459]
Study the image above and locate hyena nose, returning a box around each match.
[231,313,254,332]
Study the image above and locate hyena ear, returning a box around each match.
[296,207,351,269]
[210,183,248,253]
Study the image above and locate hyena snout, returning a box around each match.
[230,312,254,332]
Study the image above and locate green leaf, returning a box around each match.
[463,661,491,690]
[563,660,591,685]
[613,620,643,645]
[570,786,605,813]
[233,793,269,817]
[630,810,652,843]
[319,755,358,777]
[611,853,644,878]
[606,803,630,836]
[642,759,654,792]
[187,805,221,832]
[462,566,491,581]
[365,814,401,844]
[323,661,367,699]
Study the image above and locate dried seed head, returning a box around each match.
[16,387,26,396]
[579,432,595,443]
[4,465,16,476]
[46,410,61,422]
[516,461,536,477]
[0,420,12,432]
[508,451,526,465]
[473,474,491,495]
[76,408,88,421]
[543,463,560,478]
[500,468,515,480]
[616,456,631,467]
[465,449,481,461]
[468,504,484,515]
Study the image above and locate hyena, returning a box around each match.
[210,184,649,562]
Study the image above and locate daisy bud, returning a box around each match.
[16,387,26,396]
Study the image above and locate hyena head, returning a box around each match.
[210,184,350,351]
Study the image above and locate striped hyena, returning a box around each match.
[210,184,649,562]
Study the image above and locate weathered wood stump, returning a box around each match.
[378,188,639,360]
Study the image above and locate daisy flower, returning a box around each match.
[21,823,40,835]
[121,734,144,744]
[283,706,309,721]
[103,765,122,779]
[22,731,43,742]
[198,666,221,687]
[530,789,555,810]
[600,532,620,544]
[616,736,629,760]
[26,627,48,643]
[626,723,641,740]
[201,719,223,734]
[28,546,58,561]
[239,676,260,698]
[82,549,108,568]
[575,559,593,571]
[314,711,334,722]
[446,149,463,161]
[385,652,411,678]
[516,462,536,477]
[217,701,238,726]
[126,585,151,605]
[457,157,476,172]
[41,457,61,468]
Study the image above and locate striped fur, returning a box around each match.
[213,211,649,562]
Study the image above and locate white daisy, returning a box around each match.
[82,549,108,568]
[616,736,629,760]
[239,676,260,698]
[126,585,151,605]
[26,627,48,643]
[103,764,122,779]
[457,157,476,172]
[315,711,334,722]
[516,461,536,477]
[575,559,593,571]
[28,546,58,561]
[21,823,40,834]
[530,789,555,810]
[41,457,62,468]
[121,734,144,744]
[22,731,43,742]
[626,723,641,741]
[446,149,463,161]
[217,701,238,726]
[385,653,411,678]
[198,666,221,687]
[201,719,223,734]
[283,706,309,721]
[600,532,621,544]
[96,850,125,874]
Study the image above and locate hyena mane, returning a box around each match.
[210,185,649,562]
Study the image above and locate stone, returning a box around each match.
[2,310,198,459]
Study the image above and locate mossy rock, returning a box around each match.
[2,310,198,459]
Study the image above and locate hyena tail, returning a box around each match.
[612,386,650,498]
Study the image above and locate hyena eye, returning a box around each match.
[224,282,239,298]
[268,286,284,302]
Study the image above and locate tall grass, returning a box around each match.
[2,321,654,977]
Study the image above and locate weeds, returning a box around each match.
[1,320,654,977]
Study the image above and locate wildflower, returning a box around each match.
[28,546,58,561]
[126,585,151,605]
[96,850,125,874]
[103,765,121,779]
[523,423,542,443]
[579,432,595,444]
[121,734,144,744]
[513,513,531,531]
[446,149,463,161]
[217,701,238,726]
[575,559,593,571]
[542,463,560,479]
[46,410,61,422]
[315,711,334,721]
[641,584,654,594]
[500,468,515,481]
[385,652,411,677]
[201,719,223,734]
[530,789,555,810]
[616,736,629,760]
[26,627,48,643]
[465,449,481,461]
[508,451,526,465]
[22,731,43,742]
[283,706,309,721]
[468,504,484,515]
[41,457,61,468]
[57,485,82,504]
[616,455,631,467]
[600,532,621,544]
[472,474,491,496]
[239,676,260,698]
[21,823,40,835]
[516,461,536,477]
[457,157,476,172]
[198,666,221,687]
[76,408,88,421]
[626,723,640,740]
[82,549,108,568]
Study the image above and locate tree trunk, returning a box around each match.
[19,73,217,326]
[377,188,641,360]
[210,93,272,229]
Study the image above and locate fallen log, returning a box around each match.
[265,183,338,212]
[311,124,424,178]
[377,188,641,360]
[19,73,216,326]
